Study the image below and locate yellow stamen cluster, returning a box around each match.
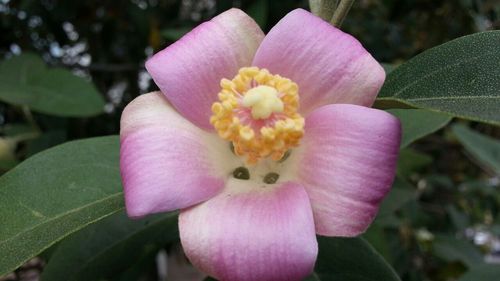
[210,67,304,164]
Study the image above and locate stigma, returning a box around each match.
[242,85,284,119]
[210,67,304,164]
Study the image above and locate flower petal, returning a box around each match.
[120,92,239,218]
[179,181,317,281]
[146,9,265,130]
[252,9,385,114]
[298,104,401,236]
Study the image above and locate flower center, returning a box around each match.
[242,85,284,119]
[210,67,304,164]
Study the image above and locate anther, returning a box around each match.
[233,167,250,180]
[263,172,279,184]
[229,142,235,154]
[278,150,291,163]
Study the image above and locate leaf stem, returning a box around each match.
[14,106,42,143]
[330,0,355,27]
[21,106,41,133]
[10,131,41,143]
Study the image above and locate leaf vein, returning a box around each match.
[390,50,495,98]
[0,193,122,246]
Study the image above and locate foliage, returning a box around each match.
[0,53,104,117]
[377,31,500,125]
[40,211,179,281]
[0,136,122,276]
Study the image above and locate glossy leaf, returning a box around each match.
[41,211,179,281]
[0,136,122,276]
[452,124,500,174]
[377,31,500,125]
[387,109,452,148]
[313,236,401,281]
[0,53,105,117]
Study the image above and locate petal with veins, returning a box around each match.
[253,9,385,114]
[120,92,239,218]
[298,104,401,236]
[179,180,317,281]
[146,9,265,130]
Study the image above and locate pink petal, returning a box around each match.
[179,181,317,281]
[252,9,385,114]
[146,9,265,130]
[299,104,401,236]
[120,92,238,218]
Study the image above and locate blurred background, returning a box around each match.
[1,0,499,281]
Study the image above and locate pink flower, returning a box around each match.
[120,8,401,281]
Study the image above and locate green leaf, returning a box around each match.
[459,179,498,195]
[0,53,105,117]
[313,236,401,281]
[381,63,397,75]
[433,235,483,267]
[396,148,433,178]
[41,211,178,281]
[0,136,123,276]
[387,109,452,148]
[377,178,416,218]
[446,205,470,230]
[363,224,393,264]
[459,264,500,281]
[452,124,500,174]
[247,0,268,28]
[161,27,193,41]
[376,31,500,125]
[373,178,416,228]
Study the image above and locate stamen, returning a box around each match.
[278,150,292,163]
[210,67,304,164]
[263,172,280,184]
[233,167,250,180]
